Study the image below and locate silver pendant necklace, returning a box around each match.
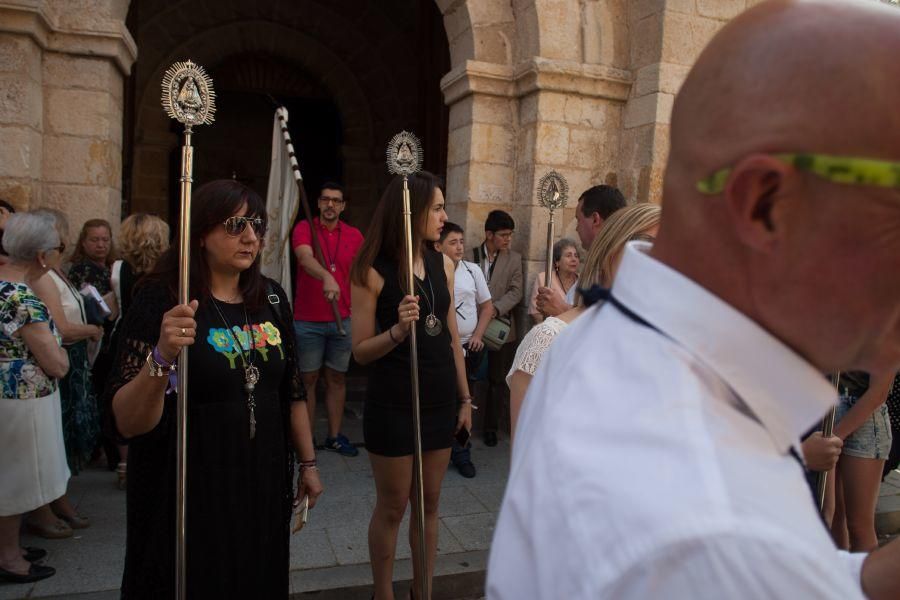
[415,269,442,337]
[211,297,259,439]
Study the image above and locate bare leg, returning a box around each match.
[840,455,886,552]
[409,448,452,600]
[302,371,320,440]
[323,368,346,439]
[831,470,849,550]
[368,453,414,600]
[28,504,60,528]
[0,515,29,575]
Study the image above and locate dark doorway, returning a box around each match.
[166,87,343,222]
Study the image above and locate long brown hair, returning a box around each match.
[351,171,442,288]
[70,218,116,267]
[144,179,269,311]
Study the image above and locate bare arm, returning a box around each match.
[30,272,100,344]
[19,322,69,378]
[290,400,323,508]
[444,254,472,433]
[834,372,893,441]
[350,268,418,365]
[508,370,532,444]
[467,299,494,352]
[862,537,900,599]
[112,300,197,439]
[295,244,341,301]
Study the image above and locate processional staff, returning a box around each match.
[160,60,216,600]
[537,170,569,314]
[817,372,842,513]
[386,131,428,600]
[273,105,346,335]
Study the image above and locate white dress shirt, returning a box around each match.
[487,242,867,600]
[454,259,491,346]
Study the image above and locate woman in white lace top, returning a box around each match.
[506,203,662,441]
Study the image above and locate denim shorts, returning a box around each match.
[294,319,352,373]
[835,395,893,460]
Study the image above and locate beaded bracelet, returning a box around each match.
[388,325,400,344]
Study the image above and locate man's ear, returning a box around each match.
[724,154,793,252]
[591,212,603,229]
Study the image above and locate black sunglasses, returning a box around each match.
[223,216,265,237]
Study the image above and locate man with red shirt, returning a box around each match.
[292,182,364,456]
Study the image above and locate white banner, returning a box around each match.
[260,107,299,304]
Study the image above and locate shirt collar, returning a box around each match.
[612,242,836,453]
[315,217,341,232]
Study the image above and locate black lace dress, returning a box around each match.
[105,279,302,599]
[364,249,457,456]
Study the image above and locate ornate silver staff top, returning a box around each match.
[161,60,216,127]
[387,131,423,176]
[537,170,569,211]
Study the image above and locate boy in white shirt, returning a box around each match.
[436,222,493,477]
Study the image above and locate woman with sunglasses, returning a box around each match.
[107,180,322,599]
[507,203,661,442]
[350,171,472,600]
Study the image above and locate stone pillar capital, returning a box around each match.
[0,1,137,75]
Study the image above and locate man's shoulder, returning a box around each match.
[342,221,364,239]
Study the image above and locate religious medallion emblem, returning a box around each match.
[386,131,423,176]
[161,60,216,127]
[537,170,569,211]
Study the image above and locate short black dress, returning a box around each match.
[364,249,457,456]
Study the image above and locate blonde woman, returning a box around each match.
[109,214,170,489]
[507,203,661,441]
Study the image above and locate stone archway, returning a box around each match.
[125,0,449,225]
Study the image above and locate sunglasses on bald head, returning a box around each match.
[697,153,900,195]
[223,216,265,237]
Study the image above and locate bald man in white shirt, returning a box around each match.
[488,1,900,599]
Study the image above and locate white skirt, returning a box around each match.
[0,388,70,515]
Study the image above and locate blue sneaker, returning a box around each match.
[324,433,359,457]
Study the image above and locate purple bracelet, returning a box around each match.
[152,346,178,395]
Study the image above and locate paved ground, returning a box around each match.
[2,397,899,599]
[0,398,508,600]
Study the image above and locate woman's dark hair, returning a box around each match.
[351,171,442,288]
[70,218,117,267]
[144,179,269,311]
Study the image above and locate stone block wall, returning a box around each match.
[0,0,135,238]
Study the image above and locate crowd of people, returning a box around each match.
[1,1,900,597]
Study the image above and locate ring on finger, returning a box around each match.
[180,327,187,337]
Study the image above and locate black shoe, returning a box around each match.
[484,431,498,447]
[456,461,476,478]
[0,563,55,583]
[23,547,47,562]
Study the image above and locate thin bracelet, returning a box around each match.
[388,325,400,344]
[459,396,478,410]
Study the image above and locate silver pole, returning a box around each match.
[386,132,427,600]
[160,60,215,600]
[816,372,841,513]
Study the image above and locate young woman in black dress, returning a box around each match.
[107,180,323,599]
[350,172,473,600]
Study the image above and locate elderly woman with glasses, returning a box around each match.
[0,212,71,584]
[107,180,322,599]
